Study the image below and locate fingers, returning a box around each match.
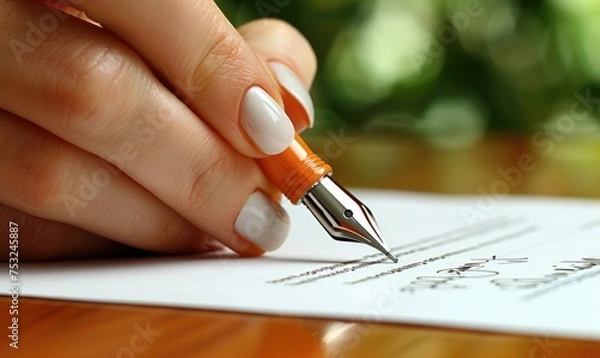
[0,109,224,255]
[239,18,317,132]
[0,202,223,261]
[0,204,135,261]
[0,1,289,255]
[68,0,296,156]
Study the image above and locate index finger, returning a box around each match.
[68,0,295,156]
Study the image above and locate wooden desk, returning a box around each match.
[2,135,600,357]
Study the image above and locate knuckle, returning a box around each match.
[52,42,133,138]
[185,148,238,214]
[184,21,246,96]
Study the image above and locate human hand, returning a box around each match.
[0,0,316,260]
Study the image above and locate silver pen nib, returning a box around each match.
[301,176,398,263]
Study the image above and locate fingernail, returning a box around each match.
[242,87,295,155]
[269,62,315,128]
[234,191,290,251]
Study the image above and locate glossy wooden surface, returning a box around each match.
[2,135,600,357]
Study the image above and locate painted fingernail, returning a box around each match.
[270,62,315,128]
[234,191,290,251]
[242,87,295,155]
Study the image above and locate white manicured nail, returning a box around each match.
[270,62,315,128]
[242,87,295,155]
[234,192,290,251]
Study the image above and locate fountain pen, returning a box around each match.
[256,134,398,263]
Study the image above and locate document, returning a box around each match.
[14,191,600,340]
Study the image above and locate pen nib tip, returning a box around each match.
[302,176,398,264]
[386,251,398,263]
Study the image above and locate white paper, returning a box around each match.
[12,191,600,340]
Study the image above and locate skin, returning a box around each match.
[0,0,317,260]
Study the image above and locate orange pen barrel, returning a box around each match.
[257,134,332,204]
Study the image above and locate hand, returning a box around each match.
[0,0,316,260]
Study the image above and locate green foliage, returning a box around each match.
[217,0,600,137]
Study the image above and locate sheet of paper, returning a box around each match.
[11,191,600,340]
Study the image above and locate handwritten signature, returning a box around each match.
[398,256,600,293]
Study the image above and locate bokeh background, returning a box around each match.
[216,0,600,149]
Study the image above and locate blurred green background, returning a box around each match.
[216,0,600,147]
